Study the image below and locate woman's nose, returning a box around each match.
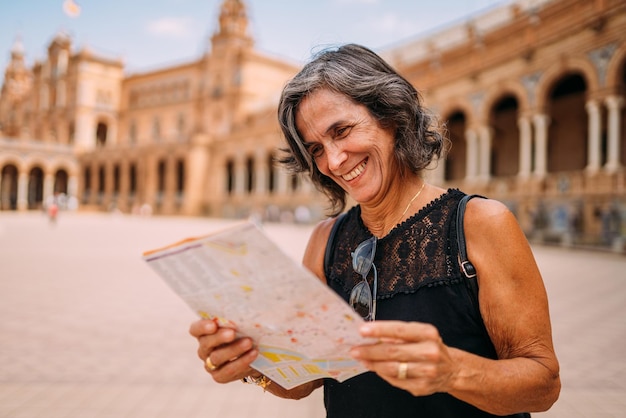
[325,143,347,172]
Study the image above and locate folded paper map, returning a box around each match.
[142,220,371,389]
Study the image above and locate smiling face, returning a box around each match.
[295,88,398,206]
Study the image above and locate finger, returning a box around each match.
[196,327,237,360]
[209,346,260,384]
[352,338,444,363]
[208,336,254,368]
[359,321,440,343]
[189,319,217,338]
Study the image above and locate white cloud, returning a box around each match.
[146,17,194,38]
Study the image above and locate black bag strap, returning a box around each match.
[456,194,487,302]
[324,212,347,279]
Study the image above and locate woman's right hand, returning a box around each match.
[189,319,260,383]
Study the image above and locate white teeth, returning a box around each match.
[342,160,367,181]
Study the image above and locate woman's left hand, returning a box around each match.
[350,320,458,396]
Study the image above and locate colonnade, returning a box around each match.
[461,94,624,182]
[0,165,76,210]
[224,150,313,198]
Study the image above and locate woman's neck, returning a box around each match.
[360,177,426,238]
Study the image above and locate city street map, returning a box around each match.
[143,220,371,389]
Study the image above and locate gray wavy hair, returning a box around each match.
[277,43,445,216]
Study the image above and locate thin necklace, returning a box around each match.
[388,181,426,235]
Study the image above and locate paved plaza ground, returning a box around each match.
[0,211,625,417]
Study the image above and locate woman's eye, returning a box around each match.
[307,144,324,158]
[335,126,352,139]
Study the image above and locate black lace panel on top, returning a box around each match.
[327,189,465,300]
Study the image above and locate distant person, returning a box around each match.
[189,44,560,417]
[46,194,59,224]
[139,203,153,217]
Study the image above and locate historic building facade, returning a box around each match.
[1,0,625,250]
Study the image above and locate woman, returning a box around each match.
[189,44,560,417]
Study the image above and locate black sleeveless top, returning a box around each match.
[323,189,530,418]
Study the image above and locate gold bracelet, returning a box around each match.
[242,375,272,391]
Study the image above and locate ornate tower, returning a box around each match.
[0,37,32,137]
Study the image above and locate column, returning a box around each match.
[43,172,55,203]
[276,167,289,195]
[67,175,78,210]
[605,95,624,172]
[118,162,129,211]
[478,126,493,181]
[161,156,176,213]
[90,163,99,205]
[234,154,245,196]
[17,172,28,210]
[532,114,550,177]
[255,149,267,196]
[585,99,602,173]
[299,175,313,194]
[465,128,479,181]
[518,116,532,178]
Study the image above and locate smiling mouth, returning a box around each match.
[342,159,367,181]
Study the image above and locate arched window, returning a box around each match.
[548,74,587,172]
[245,157,254,194]
[96,122,108,147]
[490,95,520,177]
[444,111,467,181]
[83,167,91,203]
[176,159,185,194]
[0,164,19,210]
[54,169,69,194]
[28,167,44,209]
[157,160,166,194]
[290,174,299,192]
[226,159,235,195]
[97,165,105,203]
[113,165,120,195]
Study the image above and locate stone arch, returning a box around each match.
[482,81,529,118]
[23,155,53,175]
[0,163,19,210]
[536,57,599,111]
[439,98,474,126]
[0,153,26,172]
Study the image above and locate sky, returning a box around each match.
[0,0,514,75]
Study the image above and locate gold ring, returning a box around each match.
[397,362,408,379]
[205,356,218,371]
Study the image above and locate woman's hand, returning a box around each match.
[350,320,458,396]
[189,319,260,383]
